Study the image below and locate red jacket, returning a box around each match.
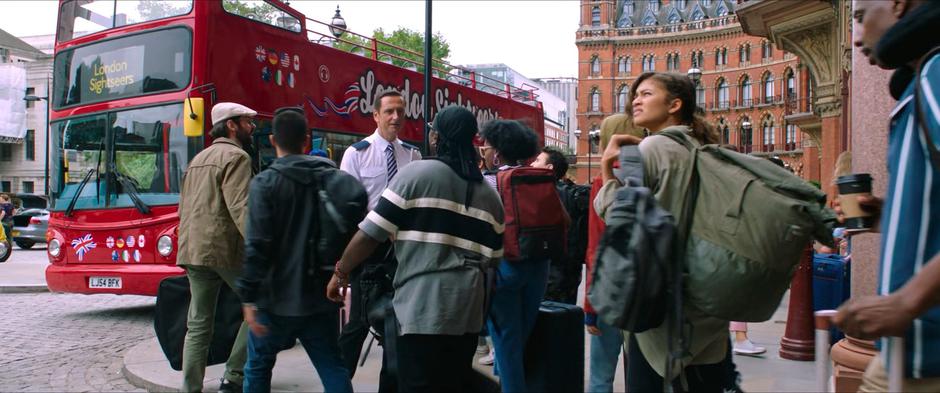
[583,175,605,323]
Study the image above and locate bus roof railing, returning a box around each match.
[304,17,540,106]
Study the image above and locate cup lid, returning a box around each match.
[835,173,872,184]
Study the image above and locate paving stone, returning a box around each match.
[0,292,154,391]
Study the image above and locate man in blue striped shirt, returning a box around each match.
[834,1,940,390]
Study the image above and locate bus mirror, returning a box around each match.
[183,97,204,137]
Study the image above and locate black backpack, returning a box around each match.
[556,181,591,265]
[270,157,368,272]
[587,145,677,333]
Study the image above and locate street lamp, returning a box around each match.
[687,67,702,84]
[23,80,50,198]
[573,129,582,182]
[588,129,600,182]
[329,5,346,39]
[741,119,752,153]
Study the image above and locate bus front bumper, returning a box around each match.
[45,263,185,296]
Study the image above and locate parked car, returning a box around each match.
[12,193,48,210]
[12,209,49,249]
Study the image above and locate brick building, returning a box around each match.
[573,0,830,185]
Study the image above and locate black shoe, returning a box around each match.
[219,378,242,393]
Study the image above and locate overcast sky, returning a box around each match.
[0,0,579,78]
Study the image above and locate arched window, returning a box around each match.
[590,88,600,112]
[722,125,731,145]
[717,78,729,108]
[618,57,627,75]
[715,48,721,66]
[671,53,680,70]
[702,0,712,7]
[740,76,752,105]
[716,1,729,16]
[617,85,628,113]
[649,0,660,13]
[786,70,796,99]
[697,51,704,69]
[741,117,753,152]
[675,0,687,9]
[591,56,600,75]
[763,73,775,102]
[785,123,797,150]
[762,116,775,150]
[591,6,601,27]
[762,41,772,59]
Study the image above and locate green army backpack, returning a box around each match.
[660,130,837,322]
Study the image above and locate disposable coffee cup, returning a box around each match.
[836,174,874,230]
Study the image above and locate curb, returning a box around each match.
[0,284,48,293]
[122,338,180,393]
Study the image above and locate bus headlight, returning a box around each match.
[48,239,61,257]
[157,235,173,257]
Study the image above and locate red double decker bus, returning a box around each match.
[46,0,545,295]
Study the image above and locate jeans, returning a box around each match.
[487,258,550,393]
[182,266,249,392]
[625,335,741,392]
[396,333,478,392]
[244,310,352,393]
[588,319,625,393]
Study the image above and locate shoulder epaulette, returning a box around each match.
[401,141,420,151]
[351,140,371,151]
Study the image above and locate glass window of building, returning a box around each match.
[786,124,797,146]
[675,0,687,9]
[25,130,35,161]
[591,56,600,75]
[764,74,775,101]
[22,181,34,194]
[0,144,11,161]
[702,0,713,7]
[618,57,627,74]
[591,89,600,112]
[717,79,729,108]
[592,6,601,27]
[741,76,752,105]
[590,124,600,154]
[786,70,796,98]
[649,0,660,13]
[763,121,775,147]
[0,181,9,192]
[722,125,731,145]
[617,86,628,113]
[716,2,729,16]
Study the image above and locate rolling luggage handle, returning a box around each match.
[814,310,904,393]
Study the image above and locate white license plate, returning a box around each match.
[89,276,122,289]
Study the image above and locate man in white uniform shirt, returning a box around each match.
[337,90,420,391]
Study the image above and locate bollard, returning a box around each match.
[780,244,816,361]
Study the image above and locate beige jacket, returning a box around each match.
[177,137,252,270]
[594,126,729,380]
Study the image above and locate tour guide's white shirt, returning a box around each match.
[340,130,422,211]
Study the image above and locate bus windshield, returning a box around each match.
[50,103,199,211]
[57,0,193,42]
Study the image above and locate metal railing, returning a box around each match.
[305,18,540,105]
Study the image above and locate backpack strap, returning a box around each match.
[914,47,940,170]
[618,145,645,187]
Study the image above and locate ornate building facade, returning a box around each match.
[573,0,832,185]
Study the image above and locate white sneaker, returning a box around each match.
[733,339,767,356]
[478,349,495,366]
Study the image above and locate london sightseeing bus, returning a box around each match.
[47,0,545,295]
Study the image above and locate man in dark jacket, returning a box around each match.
[237,110,353,392]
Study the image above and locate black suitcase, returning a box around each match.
[154,275,243,371]
[524,301,585,392]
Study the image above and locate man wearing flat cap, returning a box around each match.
[177,102,257,393]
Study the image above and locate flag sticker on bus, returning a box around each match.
[106,236,115,248]
[255,46,266,62]
[71,234,96,262]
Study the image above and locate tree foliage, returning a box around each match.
[333,27,451,76]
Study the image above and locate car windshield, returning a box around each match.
[50,103,202,211]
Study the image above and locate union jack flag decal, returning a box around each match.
[71,234,97,262]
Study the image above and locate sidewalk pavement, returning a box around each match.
[123,291,816,392]
[0,255,817,391]
[0,247,49,293]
